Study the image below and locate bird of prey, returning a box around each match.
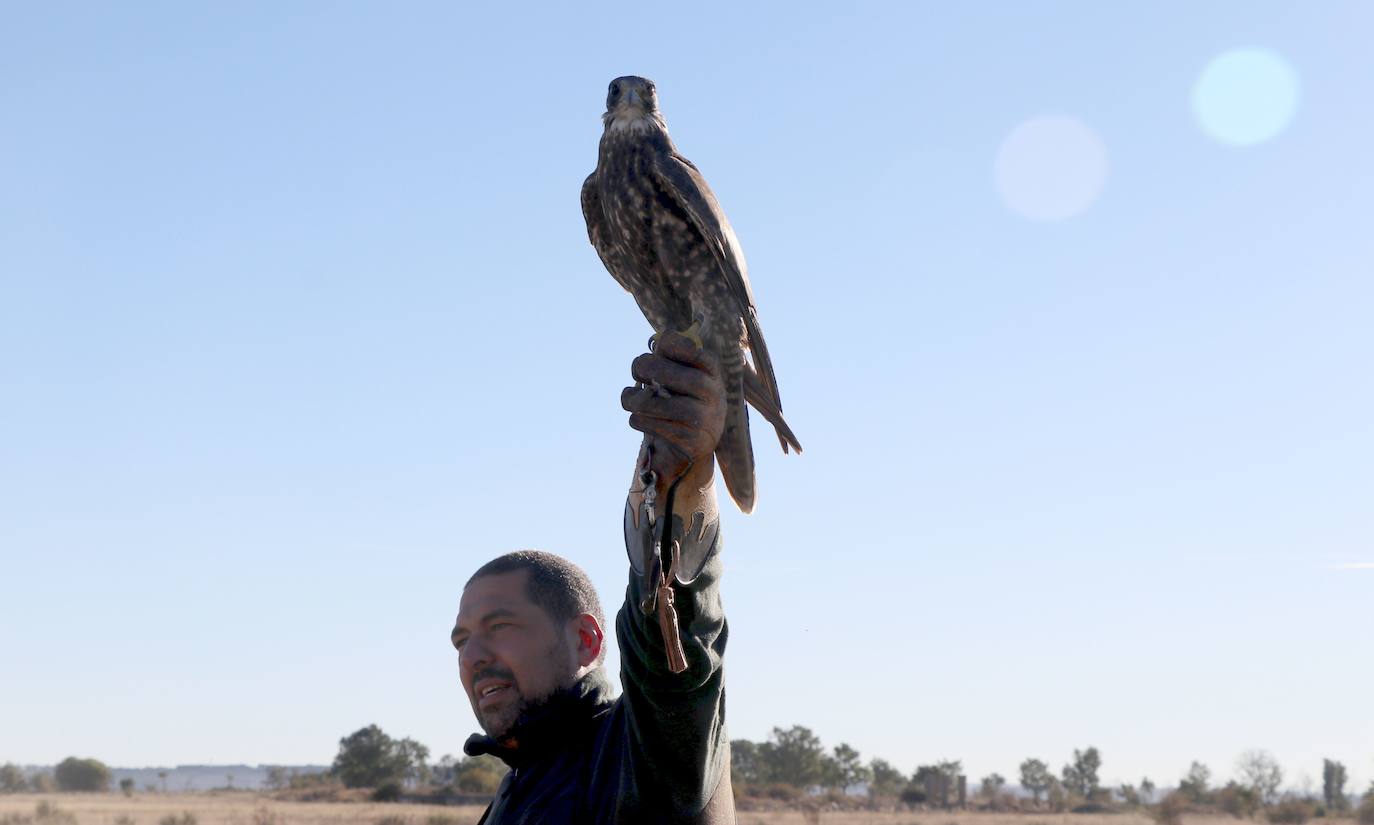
[581,75,801,513]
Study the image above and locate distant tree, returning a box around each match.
[981,774,1006,799]
[1237,750,1284,805]
[30,773,56,793]
[830,743,870,791]
[758,726,826,787]
[1141,778,1157,804]
[54,757,111,792]
[869,759,906,797]
[1323,760,1348,811]
[1020,758,1052,805]
[0,764,25,793]
[937,760,963,808]
[913,763,960,808]
[731,740,763,785]
[1179,761,1211,803]
[1118,784,1141,806]
[264,767,288,791]
[430,755,458,787]
[120,778,135,797]
[1062,747,1102,799]
[1047,777,1069,812]
[913,764,941,787]
[396,738,430,787]
[453,755,507,794]
[158,771,168,793]
[332,724,411,788]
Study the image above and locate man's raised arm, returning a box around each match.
[614,332,733,818]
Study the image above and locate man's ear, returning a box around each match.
[571,613,604,668]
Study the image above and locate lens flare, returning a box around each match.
[994,115,1108,222]
[1192,48,1300,146]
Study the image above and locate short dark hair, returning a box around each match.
[467,550,606,664]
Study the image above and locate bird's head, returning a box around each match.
[602,75,666,135]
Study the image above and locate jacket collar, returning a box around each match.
[462,668,615,769]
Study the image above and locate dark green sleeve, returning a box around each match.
[615,501,729,815]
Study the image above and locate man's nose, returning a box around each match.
[459,634,492,677]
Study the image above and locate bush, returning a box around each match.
[763,783,801,802]
[158,813,197,825]
[54,758,111,793]
[1356,795,1374,825]
[901,787,928,806]
[114,817,137,825]
[28,775,54,794]
[1153,792,1188,825]
[1267,800,1317,825]
[33,802,76,825]
[288,771,337,790]
[425,816,461,825]
[452,755,506,794]
[1073,803,1115,813]
[1217,782,1261,819]
[251,807,281,825]
[1,764,26,794]
[372,782,403,802]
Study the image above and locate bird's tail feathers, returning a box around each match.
[716,359,757,514]
[744,363,802,454]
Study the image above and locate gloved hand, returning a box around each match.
[620,332,726,491]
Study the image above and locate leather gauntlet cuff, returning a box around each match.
[624,496,720,585]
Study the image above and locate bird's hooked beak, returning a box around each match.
[623,87,643,109]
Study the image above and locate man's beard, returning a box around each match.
[475,638,573,739]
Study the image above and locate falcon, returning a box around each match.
[581,75,801,513]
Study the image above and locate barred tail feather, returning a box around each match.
[715,356,757,514]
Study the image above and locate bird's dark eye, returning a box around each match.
[609,83,620,97]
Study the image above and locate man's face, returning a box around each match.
[451,570,577,738]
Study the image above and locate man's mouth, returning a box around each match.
[476,681,512,708]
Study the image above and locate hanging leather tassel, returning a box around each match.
[656,539,689,674]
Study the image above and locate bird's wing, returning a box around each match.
[581,171,635,294]
[651,152,784,411]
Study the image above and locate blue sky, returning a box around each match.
[2,1,1370,792]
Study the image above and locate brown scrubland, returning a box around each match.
[1,794,1364,825]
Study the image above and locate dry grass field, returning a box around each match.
[0,793,485,825]
[0,796,1319,825]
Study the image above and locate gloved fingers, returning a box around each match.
[621,386,708,426]
[654,332,717,374]
[630,352,719,401]
[628,415,709,466]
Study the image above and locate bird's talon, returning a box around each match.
[679,318,705,350]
